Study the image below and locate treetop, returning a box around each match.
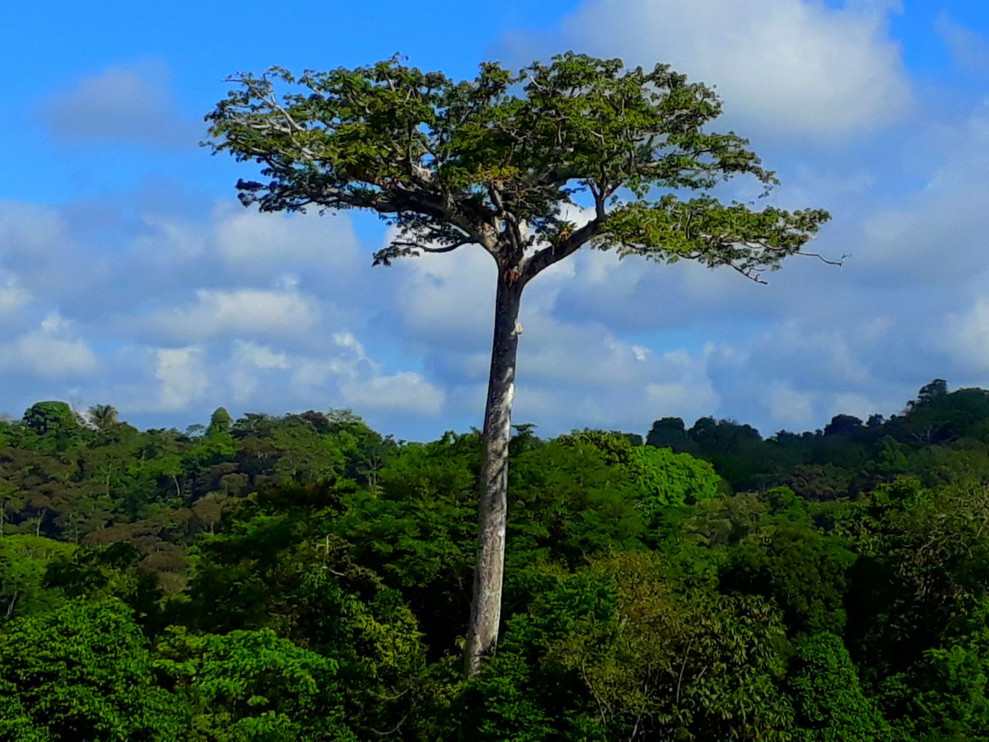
[207,52,830,282]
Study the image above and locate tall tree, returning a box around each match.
[86,404,120,433]
[206,52,831,675]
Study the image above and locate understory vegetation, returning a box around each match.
[3,379,989,739]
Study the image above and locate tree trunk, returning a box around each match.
[465,272,523,676]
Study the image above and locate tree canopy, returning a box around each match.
[207,52,830,281]
[3,385,989,737]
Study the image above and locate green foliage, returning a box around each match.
[553,552,793,741]
[207,52,827,278]
[207,407,233,437]
[711,489,856,635]
[632,444,721,508]
[22,401,84,438]
[467,552,793,741]
[877,597,989,740]
[0,535,73,621]
[43,541,166,626]
[508,435,647,570]
[5,385,989,736]
[883,642,989,741]
[722,524,854,635]
[789,632,891,741]
[555,429,722,509]
[646,416,691,448]
[336,433,479,651]
[86,404,120,433]
[843,480,989,680]
[183,480,430,737]
[0,599,179,740]
[0,682,49,742]
[638,381,989,497]
[459,566,618,740]
[155,626,353,741]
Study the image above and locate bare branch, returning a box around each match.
[800,250,848,268]
[372,236,475,266]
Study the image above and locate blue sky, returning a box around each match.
[2,0,989,439]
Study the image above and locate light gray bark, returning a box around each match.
[465,271,523,676]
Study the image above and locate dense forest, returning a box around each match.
[2,379,989,739]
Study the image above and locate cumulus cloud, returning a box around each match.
[286,332,372,395]
[0,202,84,298]
[513,334,720,433]
[341,372,445,416]
[0,313,98,379]
[855,119,989,289]
[508,0,912,140]
[644,347,720,408]
[393,243,498,349]
[767,381,817,429]
[154,347,209,411]
[231,340,290,371]
[942,298,989,374]
[522,318,660,387]
[213,206,361,275]
[37,60,199,147]
[226,340,291,403]
[150,288,319,343]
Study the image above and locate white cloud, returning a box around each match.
[528,0,912,139]
[644,382,717,422]
[135,215,207,264]
[0,313,98,379]
[281,332,370,394]
[767,381,816,428]
[231,340,290,371]
[393,243,497,348]
[151,288,318,342]
[213,207,361,272]
[0,203,66,258]
[0,202,85,298]
[853,106,989,289]
[332,331,368,360]
[510,340,720,431]
[341,372,445,416]
[154,347,208,411]
[12,334,98,379]
[942,297,989,374]
[227,341,290,403]
[37,60,198,147]
[829,392,878,423]
[522,318,662,387]
[643,348,720,420]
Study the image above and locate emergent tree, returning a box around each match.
[205,52,831,675]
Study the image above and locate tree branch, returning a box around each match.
[520,216,605,285]
[703,247,847,284]
[372,237,475,266]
